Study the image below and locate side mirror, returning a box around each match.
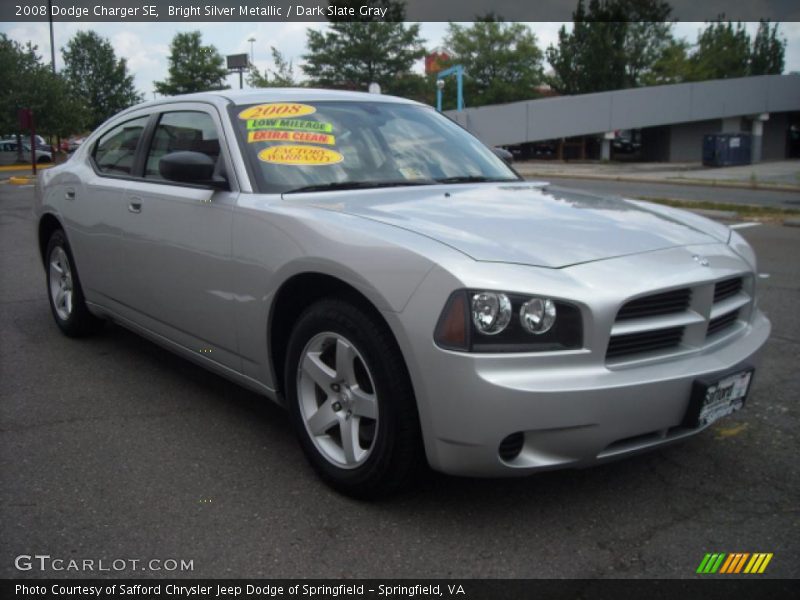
[159,151,228,189]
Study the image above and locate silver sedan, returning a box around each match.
[35,89,770,497]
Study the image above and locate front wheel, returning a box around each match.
[284,299,424,498]
[45,229,102,337]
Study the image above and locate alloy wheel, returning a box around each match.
[296,332,379,469]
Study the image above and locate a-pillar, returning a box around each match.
[751,113,769,163]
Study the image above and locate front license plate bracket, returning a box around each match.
[682,365,754,429]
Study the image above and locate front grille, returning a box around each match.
[616,288,691,321]
[714,277,743,303]
[606,275,752,364]
[707,310,739,337]
[606,326,685,359]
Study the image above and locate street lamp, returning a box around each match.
[47,0,55,73]
[247,37,256,65]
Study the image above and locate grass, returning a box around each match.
[634,196,800,223]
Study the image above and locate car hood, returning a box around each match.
[290,182,729,268]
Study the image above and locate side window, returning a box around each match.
[145,111,221,180]
[93,116,149,176]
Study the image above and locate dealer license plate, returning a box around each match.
[697,370,753,427]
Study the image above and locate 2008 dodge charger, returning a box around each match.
[35,89,771,497]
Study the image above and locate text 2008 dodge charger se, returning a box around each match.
[35,89,770,497]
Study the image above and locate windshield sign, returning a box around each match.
[231,101,519,194]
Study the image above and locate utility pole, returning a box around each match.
[48,0,58,156]
[248,37,256,65]
[47,0,55,73]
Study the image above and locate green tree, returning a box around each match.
[154,31,229,96]
[640,38,690,86]
[247,47,297,88]
[443,18,544,108]
[0,35,87,143]
[301,0,426,95]
[62,30,141,129]
[546,0,673,94]
[687,20,751,81]
[750,20,785,75]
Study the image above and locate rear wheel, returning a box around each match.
[284,299,423,498]
[45,229,102,337]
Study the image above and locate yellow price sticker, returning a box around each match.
[238,103,316,120]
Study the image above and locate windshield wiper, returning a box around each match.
[434,175,518,184]
[284,180,435,194]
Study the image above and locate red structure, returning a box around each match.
[425,51,450,75]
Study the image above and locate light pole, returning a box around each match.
[247,37,256,65]
[47,0,55,73]
[48,0,57,154]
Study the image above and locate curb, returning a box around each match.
[517,170,800,193]
[8,176,34,185]
[784,218,800,228]
[0,164,54,173]
[687,208,739,220]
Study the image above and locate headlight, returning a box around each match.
[471,292,512,335]
[435,290,582,353]
[519,298,556,334]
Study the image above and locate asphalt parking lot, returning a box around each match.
[1,183,798,579]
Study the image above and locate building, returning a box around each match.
[445,74,800,162]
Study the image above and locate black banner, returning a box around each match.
[2,579,798,600]
[2,0,799,23]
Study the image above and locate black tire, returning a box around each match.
[45,229,103,337]
[284,299,424,498]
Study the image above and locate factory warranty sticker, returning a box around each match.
[258,145,344,166]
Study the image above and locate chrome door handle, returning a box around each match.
[128,200,142,214]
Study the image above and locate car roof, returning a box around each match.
[122,87,423,114]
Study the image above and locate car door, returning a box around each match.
[64,114,151,304]
[117,105,241,372]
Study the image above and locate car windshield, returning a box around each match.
[230,100,520,194]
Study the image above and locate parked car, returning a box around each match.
[612,137,640,154]
[33,134,53,154]
[0,139,52,164]
[63,136,88,154]
[491,146,514,165]
[35,90,770,497]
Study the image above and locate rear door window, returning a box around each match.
[93,116,149,176]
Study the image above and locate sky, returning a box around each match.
[1,20,799,100]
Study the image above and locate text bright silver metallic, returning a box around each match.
[35,89,770,477]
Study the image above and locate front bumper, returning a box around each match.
[426,311,768,476]
[389,246,771,477]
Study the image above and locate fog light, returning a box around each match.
[520,297,556,334]
[498,432,524,461]
[471,292,511,335]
